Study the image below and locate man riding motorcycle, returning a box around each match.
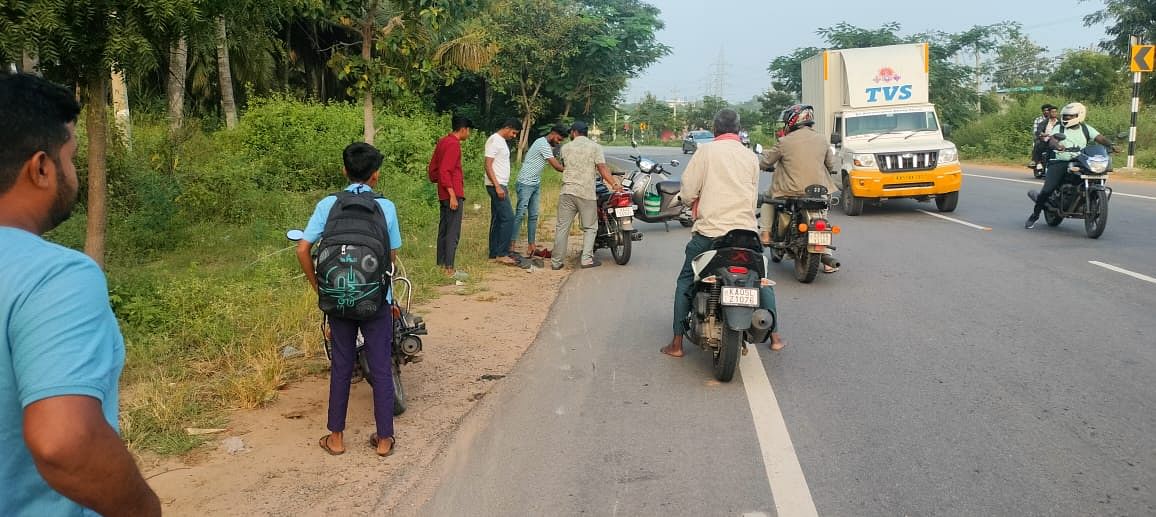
[661,108,786,357]
[1029,104,1058,169]
[759,104,840,273]
[1026,102,1115,229]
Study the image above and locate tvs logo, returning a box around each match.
[873,67,902,83]
[865,65,913,103]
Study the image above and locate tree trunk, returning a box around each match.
[110,68,132,148]
[360,1,378,144]
[216,16,238,129]
[167,37,188,132]
[561,99,572,120]
[518,113,533,162]
[83,75,109,269]
[21,50,39,76]
[482,77,493,119]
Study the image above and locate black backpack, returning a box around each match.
[315,190,392,320]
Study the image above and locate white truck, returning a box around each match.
[802,43,962,215]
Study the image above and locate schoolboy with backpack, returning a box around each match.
[294,142,401,457]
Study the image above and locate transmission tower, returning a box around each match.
[708,48,729,100]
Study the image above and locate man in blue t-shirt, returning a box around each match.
[513,124,566,257]
[296,142,402,457]
[0,74,161,515]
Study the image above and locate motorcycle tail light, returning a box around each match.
[814,219,828,231]
[728,266,749,275]
[611,194,632,207]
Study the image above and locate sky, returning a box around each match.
[623,0,1111,104]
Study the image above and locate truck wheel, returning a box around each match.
[713,326,741,382]
[842,176,864,216]
[935,191,959,212]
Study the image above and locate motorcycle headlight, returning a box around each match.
[939,147,959,164]
[852,153,876,168]
[638,158,656,174]
[1087,155,1109,173]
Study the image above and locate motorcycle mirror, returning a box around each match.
[669,159,680,167]
[1117,131,1129,140]
[754,143,764,155]
[630,139,638,148]
[286,229,305,241]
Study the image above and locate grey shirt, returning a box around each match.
[559,136,606,201]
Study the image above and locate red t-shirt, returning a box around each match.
[429,134,465,201]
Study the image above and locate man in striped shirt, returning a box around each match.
[513,124,566,256]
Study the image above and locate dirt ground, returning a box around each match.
[143,262,570,516]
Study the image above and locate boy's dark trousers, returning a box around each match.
[326,305,395,440]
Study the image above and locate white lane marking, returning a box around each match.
[965,173,1156,201]
[915,209,993,231]
[1089,261,1156,285]
[740,346,819,517]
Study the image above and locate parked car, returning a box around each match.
[682,130,715,154]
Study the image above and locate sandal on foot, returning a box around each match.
[369,434,397,457]
[319,434,345,456]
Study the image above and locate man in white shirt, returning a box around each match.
[485,118,522,265]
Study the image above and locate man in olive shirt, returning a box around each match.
[661,109,785,357]
[551,121,619,270]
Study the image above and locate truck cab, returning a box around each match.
[803,43,962,215]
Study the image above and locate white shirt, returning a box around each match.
[484,133,512,186]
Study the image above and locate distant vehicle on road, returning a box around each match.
[682,130,714,154]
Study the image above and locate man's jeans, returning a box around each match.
[487,185,515,258]
[673,232,778,336]
[552,193,597,268]
[513,182,541,247]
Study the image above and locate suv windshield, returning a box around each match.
[846,111,938,137]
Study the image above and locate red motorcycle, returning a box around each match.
[595,176,638,265]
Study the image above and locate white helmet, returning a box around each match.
[1060,102,1086,128]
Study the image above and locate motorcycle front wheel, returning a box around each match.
[392,359,406,415]
[1084,189,1108,239]
[794,251,821,283]
[714,326,741,382]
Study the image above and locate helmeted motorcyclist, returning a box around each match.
[758,104,840,272]
[660,108,786,357]
[1026,102,1115,228]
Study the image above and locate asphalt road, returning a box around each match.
[413,146,1156,516]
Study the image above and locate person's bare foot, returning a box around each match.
[495,256,517,265]
[761,231,771,246]
[660,336,684,357]
[769,332,787,351]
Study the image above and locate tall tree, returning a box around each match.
[486,0,581,160]
[167,37,189,131]
[215,15,238,129]
[1049,49,1127,104]
[990,25,1051,89]
[1084,0,1156,101]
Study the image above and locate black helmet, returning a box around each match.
[780,104,815,132]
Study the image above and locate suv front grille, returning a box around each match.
[876,151,937,172]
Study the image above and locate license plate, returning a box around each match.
[622,179,633,188]
[892,175,925,182]
[615,207,635,217]
[720,287,759,307]
[808,231,832,245]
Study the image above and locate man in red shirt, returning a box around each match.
[429,116,472,277]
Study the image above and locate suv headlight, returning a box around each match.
[939,147,959,164]
[853,154,876,168]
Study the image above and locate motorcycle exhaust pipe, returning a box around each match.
[820,255,840,269]
[747,309,775,344]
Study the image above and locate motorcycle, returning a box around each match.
[762,184,842,283]
[623,141,693,229]
[594,173,638,265]
[1028,134,1113,239]
[286,229,427,415]
[684,229,777,382]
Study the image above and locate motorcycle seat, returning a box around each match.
[656,181,681,196]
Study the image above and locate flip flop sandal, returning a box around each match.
[319,434,345,455]
[369,434,397,457]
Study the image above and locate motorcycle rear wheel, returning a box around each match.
[1044,210,1063,227]
[714,326,742,382]
[609,219,631,265]
[794,251,821,283]
[1084,190,1108,239]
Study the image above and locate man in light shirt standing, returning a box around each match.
[661,109,785,358]
[552,121,619,270]
[513,124,567,257]
[484,118,522,265]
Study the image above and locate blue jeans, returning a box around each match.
[487,185,515,258]
[512,182,541,247]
